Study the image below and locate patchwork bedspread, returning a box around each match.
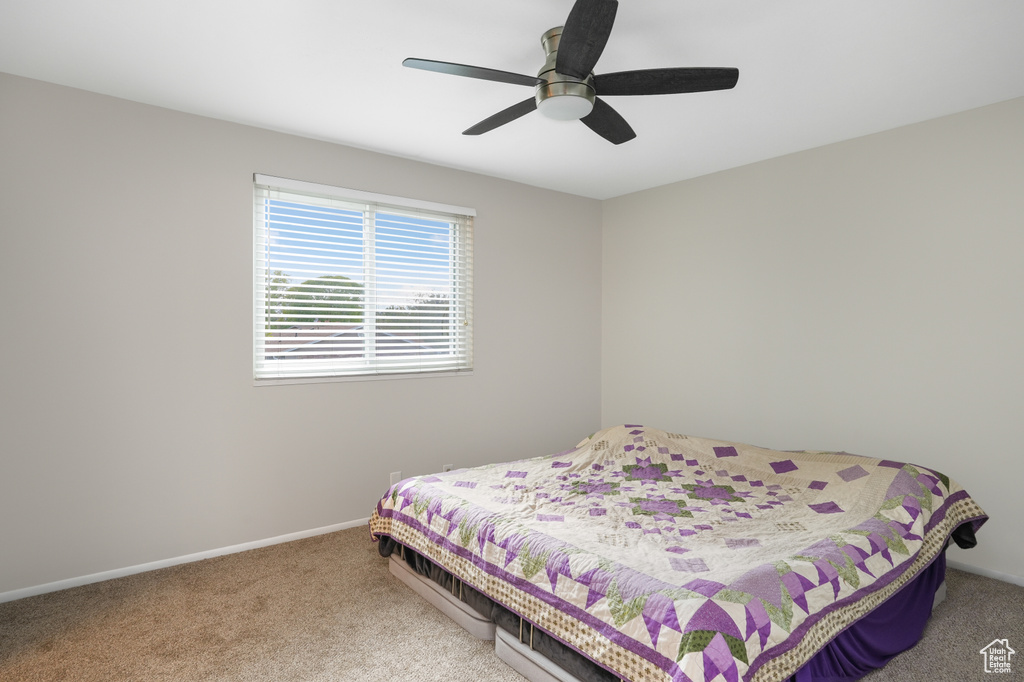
[369,425,987,682]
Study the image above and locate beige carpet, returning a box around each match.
[1,527,1021,681]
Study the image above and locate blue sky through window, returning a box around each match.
[263,199,454,310]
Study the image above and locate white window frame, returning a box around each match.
[253,174,474,385]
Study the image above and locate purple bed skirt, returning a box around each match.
[790,549,947,682]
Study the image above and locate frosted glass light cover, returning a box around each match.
[537,94,594,121]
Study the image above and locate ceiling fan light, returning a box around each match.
[537,94,595,120]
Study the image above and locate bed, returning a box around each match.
[369,425,986,682]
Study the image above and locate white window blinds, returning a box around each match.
[253,174,474,382]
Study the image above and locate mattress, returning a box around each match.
[370,425,986,682]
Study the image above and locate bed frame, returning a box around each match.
[388,548,949,682]
[389,552,588,682]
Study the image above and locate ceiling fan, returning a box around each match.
[403,0,739,144]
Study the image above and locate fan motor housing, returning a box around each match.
[536,26,595,120]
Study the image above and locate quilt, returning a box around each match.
[369,425,987,682]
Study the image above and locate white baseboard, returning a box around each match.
[947,559,1024,587]
[0,517,371,604]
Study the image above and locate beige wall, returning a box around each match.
[602,97,1024,582]
[3,69,1020,596]
[0,73,603,595]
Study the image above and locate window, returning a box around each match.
[253,174,474,383]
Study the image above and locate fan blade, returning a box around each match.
[556,0,618,79]
[403,58,543,88]
[595,67,739,96]
[463,97,538,135]
[580,97,635,144]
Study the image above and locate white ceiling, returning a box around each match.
[2,0,1023,199]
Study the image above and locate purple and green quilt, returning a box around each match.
[369,425,987,682]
